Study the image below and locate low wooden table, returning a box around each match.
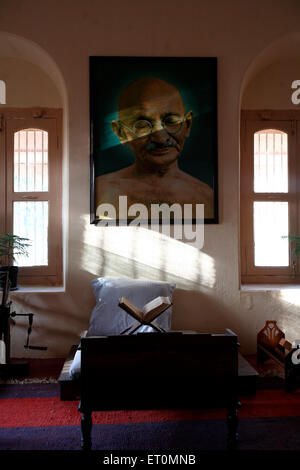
[74,330,241,450]
[58,346,258,401]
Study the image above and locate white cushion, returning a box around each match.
[87,277,175,336]
[69,349,81,379]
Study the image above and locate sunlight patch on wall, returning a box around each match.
[81,215,216,289]
[276,290,300,343]
[279,288,300,307]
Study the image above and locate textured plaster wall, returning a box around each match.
[0,57,62,108]
[0,0,300,357]
[242,59,300,109]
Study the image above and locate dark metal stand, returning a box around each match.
[0,271,47,378]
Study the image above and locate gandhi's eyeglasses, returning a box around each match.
[119,114,186,138]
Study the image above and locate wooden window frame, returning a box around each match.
[241,110,300,285]
[0,107,63,286]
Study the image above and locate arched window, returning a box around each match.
[240,111,300,284]
[13,129,49,267]
[0,109,62,286]
[253,129,289,267]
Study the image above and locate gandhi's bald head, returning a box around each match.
[111,76,193,169]
[118,76,185,119]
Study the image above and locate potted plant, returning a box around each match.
[0,233,31,290]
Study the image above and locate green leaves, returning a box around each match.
[0,233,31,264]
[283,235,300,257]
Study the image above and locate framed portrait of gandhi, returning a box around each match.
[90,56,218,225]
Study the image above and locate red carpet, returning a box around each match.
[2,384,300,451]
[2,388,300,428]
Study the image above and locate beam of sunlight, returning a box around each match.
[80,215,216,289]
[276,289,300,344]
[279,288,300,307]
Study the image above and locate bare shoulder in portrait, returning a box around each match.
[95,166,135,207]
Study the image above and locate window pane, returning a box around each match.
[254,202,289,266]
[14,129,48,192]
[13,201,48,266]
[254,129,288,193]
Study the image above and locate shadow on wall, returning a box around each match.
[171,288,239,334]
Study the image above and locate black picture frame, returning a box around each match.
[90,56,218,224]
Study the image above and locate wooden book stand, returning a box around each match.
[257,320,300,391]
[120,318,166,335]
[118,297,170,335]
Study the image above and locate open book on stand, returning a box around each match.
[118,296,172,334]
